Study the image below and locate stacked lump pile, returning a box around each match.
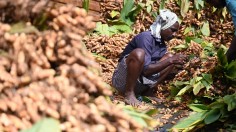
[0,1,142,132]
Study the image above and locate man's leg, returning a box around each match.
[125,48,145,106]
[226,36,236,62]
[141,53,175,101]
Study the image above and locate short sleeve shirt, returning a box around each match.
[119,31,167,70]
[226,0,236,35]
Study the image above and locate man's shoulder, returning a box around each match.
[138,31,151,36]
[136,31,153,39]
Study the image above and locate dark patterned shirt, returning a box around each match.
[119,31,167,70]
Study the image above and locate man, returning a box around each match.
[112,9,187,106]
[205,0,236,62]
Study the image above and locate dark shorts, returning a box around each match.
[112,55,160,94]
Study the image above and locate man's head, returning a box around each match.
[161,22,179,41]
[150,9,179,41]
[205,0,226,8]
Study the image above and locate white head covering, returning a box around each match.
[150,9,178,39]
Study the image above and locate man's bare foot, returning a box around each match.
[125,92,142,107]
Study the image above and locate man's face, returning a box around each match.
[160,22,179,41]
[205,0,226,8]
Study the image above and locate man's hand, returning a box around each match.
[169,53,187,65]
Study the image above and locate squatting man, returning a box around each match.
[112,9,187,106]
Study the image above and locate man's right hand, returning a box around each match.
[169,53,187,65]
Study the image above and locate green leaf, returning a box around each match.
[194,0,204,10]
[196,77,203,82]
[202,73,213,84]
[172,112,204,130]
[120,0,135,26]
[140,96,152,103]
[201,21,210,36]
[222,7,228,18]
[185,36,197,43]
[174,81,189,86]
[180,0,190,17]
[9,22,39,34]
[193,81,204,95]
[201,41,213,48]
[226,60,236,79]
[209,101,225,109]
[121,0,134,16]
[177,85,192,96]
[123,108,152,120]
[94,22,110,36]
[190,77,197,85]
[107,19,127,25]
[201,80,211,91]
[170,86,181,97]
[33,13,49,30]
[184,27,192,35]
[196,13,201,19]
[223,94,236,111]
[192,38,203,44]
[151,12,158,19]
[204,109,221,124]
[220,44,228,51]
[159,0,166,10]
[217,48,228,67]
[126,3,144,26]
[21,118,60,132]
[189,104,210,112]
[172,44,188,50]
[110,11,120,18]
[131,115,148,127]
[123,104,159,128]
[203,95,215,100]
[82,0,90,12]
[108,26,118,36]
[212,7,217,12]
[112,24,132,33]
[145,109,158,116]
[146,5,152,13]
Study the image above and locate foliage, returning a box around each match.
[94,22,132,36]
[214,48,236,86]
[172,93,236,131]
[122,105,159,130]
[159,0,167,10]
[9,22,39,34]
[180,0,190,17]
[200,21,210,36]
[121,0,143,26]
[21,118,61,132]
[194,0,204,11]
[82,0,90,12]
[94,0,143,36]
[173,36,216,58]
[171,73,213,96]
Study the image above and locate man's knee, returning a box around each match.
[129,48,145,63]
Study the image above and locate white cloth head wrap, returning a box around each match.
[150,9,178,39]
